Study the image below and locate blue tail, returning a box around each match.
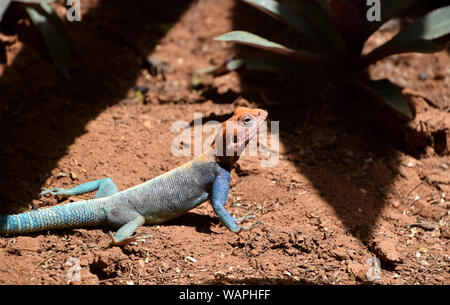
[0,200,107,234]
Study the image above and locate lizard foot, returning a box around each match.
[109,231,154,247]
[40,187,67,197]
[234,212,256,224]
[240,220,264,232]
[230,212,263,232]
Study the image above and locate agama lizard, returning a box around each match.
[0,107,268,246]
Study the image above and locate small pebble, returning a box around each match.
[391,200,401,208]
[418,73,427,81]
[56,172,67,178]
[185,256,197,263]
[134,85,149,94]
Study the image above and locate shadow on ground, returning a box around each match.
[0,0,194,213]
[229,1,409,244]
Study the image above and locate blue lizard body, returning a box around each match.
[108,157,219,225]
[0,107,268,245]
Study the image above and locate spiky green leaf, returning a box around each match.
[0,0,55,23]
[359,79,414,120]
[363,5,450,65]
[215,30,325,62]
[366,0,416,34]
[280,0,346,53]
[241,0,320,47]
[0,0,12,22]
[26,3,70,79]
[391,5,450,42]
[196,57,313,76]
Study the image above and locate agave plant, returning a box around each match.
[204,0,450,121]
[1,0,70,79]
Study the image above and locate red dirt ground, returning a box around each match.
[0,0,449,284]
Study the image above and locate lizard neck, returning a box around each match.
[197,146,235,170]
[199,131,238,170]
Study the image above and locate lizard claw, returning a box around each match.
[234,212,256,224]
[240,220,264,232]
[109,231,154,247]
[40,187,66,197]
[133,233,154,244]
[231,212,262,232]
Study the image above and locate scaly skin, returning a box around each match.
[0,107,268,246]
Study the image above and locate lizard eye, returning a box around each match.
[241,115,253,126]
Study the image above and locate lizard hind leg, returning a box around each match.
[40,177,119,199]
[106,207,148,246]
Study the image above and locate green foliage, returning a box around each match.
[205,0,450,121]
[197,57,313,76]
[354,79,414,119]
[215,31,325,62]
[363,5,450,65]
[0,0,70,79]
[0,0,55,24]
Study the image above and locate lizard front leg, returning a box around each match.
[41,177,119,199]
[211,166,260,233]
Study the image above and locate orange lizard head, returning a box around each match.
[213,107,268,166]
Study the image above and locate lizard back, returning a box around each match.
[107,157,219,224]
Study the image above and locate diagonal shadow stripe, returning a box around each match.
[229,0,418,244]
[0,0,194,213]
